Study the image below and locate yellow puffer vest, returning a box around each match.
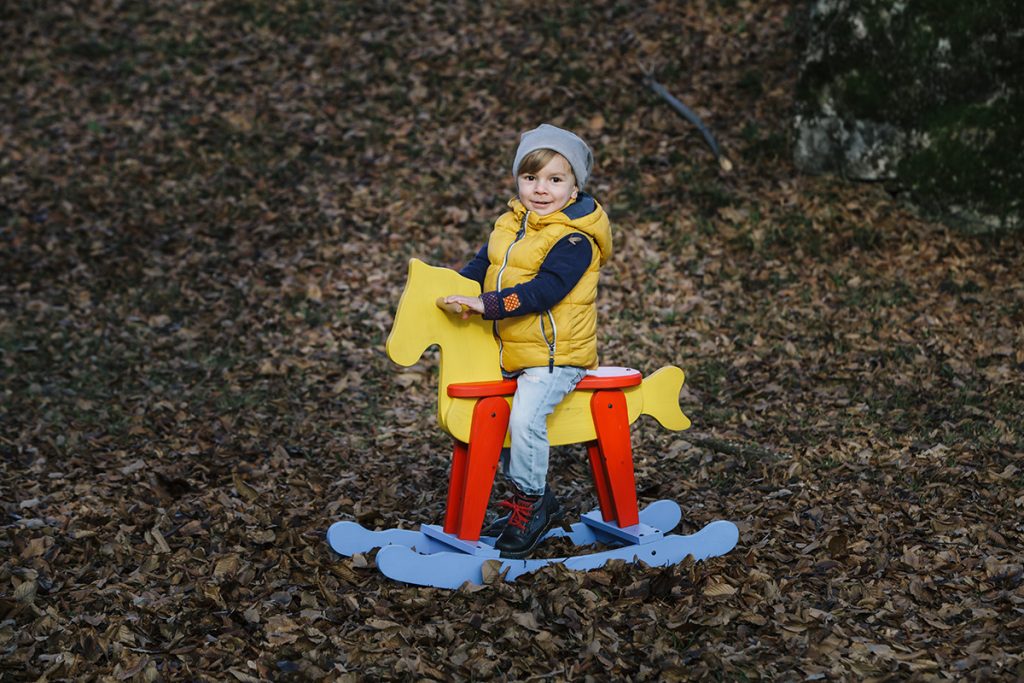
[484,196,612,372]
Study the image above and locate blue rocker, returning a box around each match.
[327,259,739,588]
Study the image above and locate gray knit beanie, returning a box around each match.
[512,123,594,190]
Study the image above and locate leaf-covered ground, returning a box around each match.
[2,1,1022,680]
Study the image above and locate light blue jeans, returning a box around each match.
[500,365,588,496]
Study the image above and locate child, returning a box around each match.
[441,123,612,559]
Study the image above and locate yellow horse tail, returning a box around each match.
[638,366,691,431]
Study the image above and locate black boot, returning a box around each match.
[494,485,561,559]
[482,485,556,537]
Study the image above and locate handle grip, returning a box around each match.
[435,297,468,314]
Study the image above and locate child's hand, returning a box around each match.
[437,295,484,320]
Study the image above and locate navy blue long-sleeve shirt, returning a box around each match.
[459,234,594,320]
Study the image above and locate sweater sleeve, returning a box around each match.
[458,244,489,286]
[480,233,594,320]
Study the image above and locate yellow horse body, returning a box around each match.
[386,258,691,446]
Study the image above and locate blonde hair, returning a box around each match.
[516,149,576,182]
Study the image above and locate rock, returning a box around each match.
[794,115,906,180]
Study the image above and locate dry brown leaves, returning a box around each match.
[2,0,1022,680]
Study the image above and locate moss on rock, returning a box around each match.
[795,0,1022,231]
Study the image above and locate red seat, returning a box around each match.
[442,367,643,541]
[447,366,641,397]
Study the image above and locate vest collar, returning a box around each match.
[507,192,598,225]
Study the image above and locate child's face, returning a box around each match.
[516,154,578,216]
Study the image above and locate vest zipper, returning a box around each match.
[539,309,557,373]
[494,211,530,370]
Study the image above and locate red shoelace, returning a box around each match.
[497,495,537,531]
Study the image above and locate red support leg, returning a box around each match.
[443,396,509,541]
[590,390,640,528]
[586,441,616,523]
[443,440,469,534]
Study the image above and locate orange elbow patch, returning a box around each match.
[502,293,521,312]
